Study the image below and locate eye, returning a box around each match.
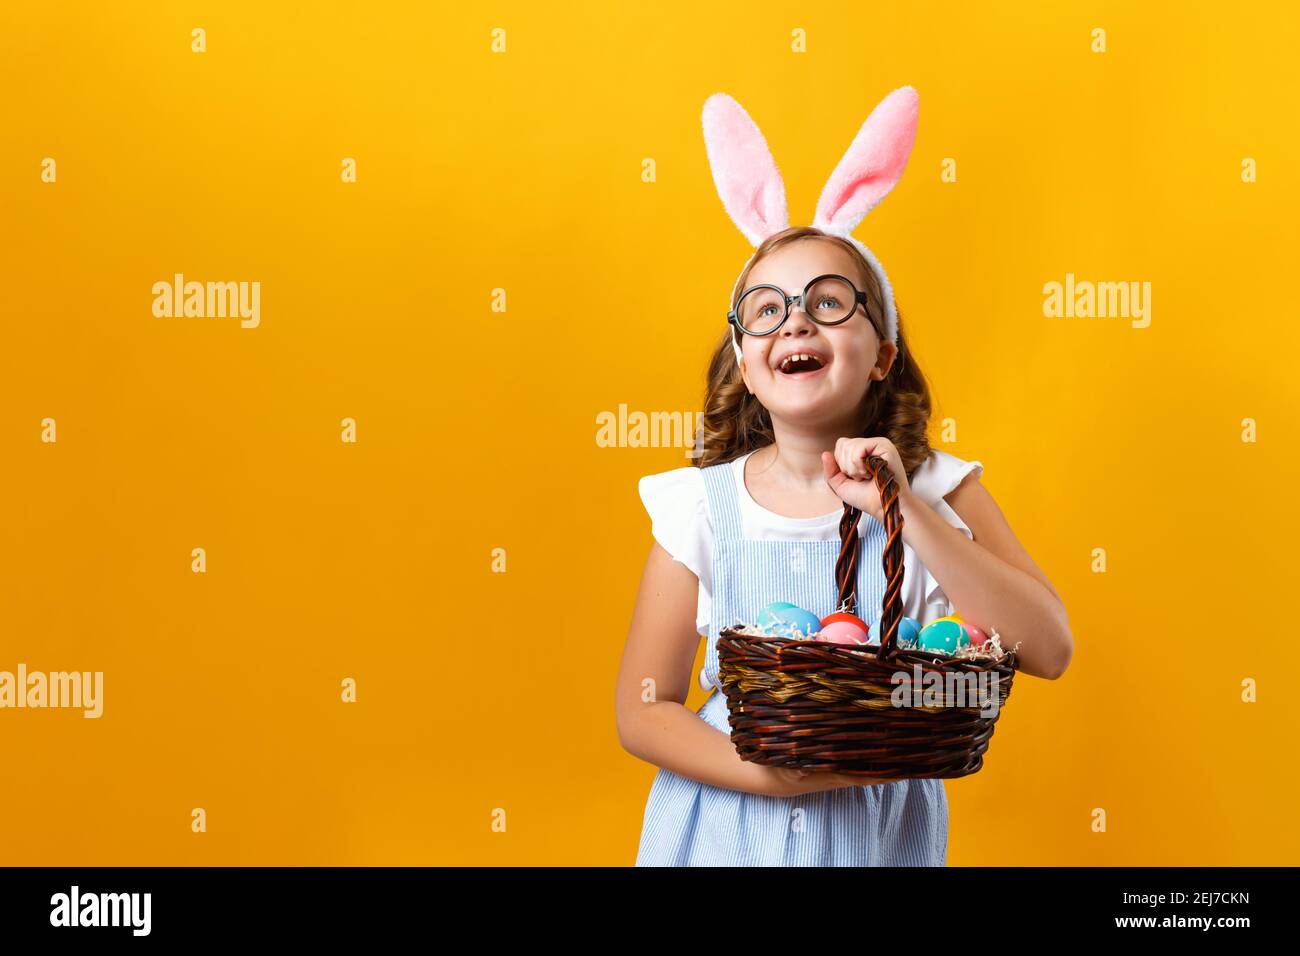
[816,296,841,310]
[758,304,779,317]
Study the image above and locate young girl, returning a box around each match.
[615,87,1073,866]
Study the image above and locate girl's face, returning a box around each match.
[736,238,896,425]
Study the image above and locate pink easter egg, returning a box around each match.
[965,625,989,648]
[817,621,870,645]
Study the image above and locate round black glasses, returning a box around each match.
[728,273,879,339]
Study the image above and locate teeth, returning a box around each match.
[779,353,821,372]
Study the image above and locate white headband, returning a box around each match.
[701,86,920,367]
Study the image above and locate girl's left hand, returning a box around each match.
[821,437,912,525]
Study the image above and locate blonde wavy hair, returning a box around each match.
[695,226,934,477]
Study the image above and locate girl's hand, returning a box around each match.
[821,437,912,525]
[767,766,902,797]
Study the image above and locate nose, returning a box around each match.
[781,297,817,334]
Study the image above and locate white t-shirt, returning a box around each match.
[638,447,984,641]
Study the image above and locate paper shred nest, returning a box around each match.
[723,618,1019,662]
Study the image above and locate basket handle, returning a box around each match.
[834,454,907,659]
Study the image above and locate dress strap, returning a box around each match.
[700,458,744,543]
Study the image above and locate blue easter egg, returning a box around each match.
[758,603,822,638]
[900,617,922,647]
[867,616,922,647]
[756,602,799,630]
[917,619,969,655]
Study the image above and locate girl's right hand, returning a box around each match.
[767,766,902,796]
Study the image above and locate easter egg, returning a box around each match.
[965,625,990,648]
[758,603,822,638]
[867,616,922,648]
[821,612,870,632]
[817,621,870,645]
[756,602,799,629]
[899,617,922,648]
[917,619,970,655]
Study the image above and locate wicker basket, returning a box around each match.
[716,455,1017,779]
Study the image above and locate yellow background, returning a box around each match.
[1,1,1296,865]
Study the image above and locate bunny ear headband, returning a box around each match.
[701,85,920,366]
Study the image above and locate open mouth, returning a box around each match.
[777,352,828,376]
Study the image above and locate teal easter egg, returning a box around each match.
[917,619,970,655]
[756,602,800,630]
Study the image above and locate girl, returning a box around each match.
[615,87,1073,866]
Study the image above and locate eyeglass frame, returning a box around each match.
[727,273,883,341]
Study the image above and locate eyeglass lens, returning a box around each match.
[737,276,856,334]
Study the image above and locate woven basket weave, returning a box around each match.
[716,455,1017,779]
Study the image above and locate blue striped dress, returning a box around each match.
[635,458,949,866]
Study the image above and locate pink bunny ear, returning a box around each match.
[702,93,790,246]
[812,86,919,235]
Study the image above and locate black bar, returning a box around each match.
[0,866,1287,941]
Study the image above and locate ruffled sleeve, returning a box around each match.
[901,449,984,622]
[637,467,712,637]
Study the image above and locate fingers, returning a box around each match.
[833,438,858,479]
[832,436,905,485]
[821,451,847,493]
[820,450,838,480]
[823,462,858,508]
[835,437,878,480]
